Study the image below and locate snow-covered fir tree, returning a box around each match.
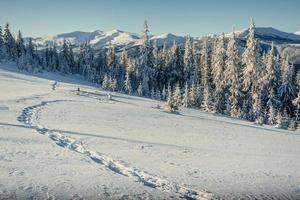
[0,26,6,59]
[168,41,183,86]
[267,88,277,125]
[200,38,213,112]
[16,30,25,59]
[183,36,194,84]
[124,72,132,94]
[137,83,143,96]
[224,31,241,118]
[277,56,296,115]
[241,19,263,121]
[211,33,226,113]
[182,82,190,107]
[106,41,117,79]
[3,23,16,59]
[162,85,167,100]
[189,82,197,108]
[172,83,182,108]
[137,20,154,96]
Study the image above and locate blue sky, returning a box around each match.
[0,0,299,37]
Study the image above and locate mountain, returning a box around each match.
[295,31,300,35]
[225,27,300,43]
[150,33,185,47]
[28,29,185,50]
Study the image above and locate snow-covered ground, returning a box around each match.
[1,63,300,199]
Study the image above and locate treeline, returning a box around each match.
[0,20,300,130]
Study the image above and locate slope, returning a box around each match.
[0,63,300,199]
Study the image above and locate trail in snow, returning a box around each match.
[17,100,212,200]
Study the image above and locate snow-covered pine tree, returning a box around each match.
[102,74,109,90]
[119,49,128,85]
[183,36,194,84]
[110,78,117,92]
[16,30,25,59]
[278,56,296,115]
[224,31,242,118]
[296,71,300,89]
[165,85,177,113]
[22,37,36,72]
[200,38,213,112]
[267,88,277,125]
[51,44,60,72]
[137,82,143,96]
[276,108,290,129]
[151,87,155,99]
[242,18,262,92]
[189,82,197,108]
[191,40,200,85]
[156,89,161,100]
[168,41,183,86]
[172,83,182,108]
[106,41,117,78]
[137,20,154,96]
[167,83,172,100]
[211,33,226,114]
[0,26,5,60]
[182,82,190,107]
[162,85,167,100]
[292,74,300,128]
[59,39,71,74]
[241,18,263,120]
[124,72,132,94]
[3,23,16,60]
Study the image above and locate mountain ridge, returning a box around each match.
[26,27,300,50]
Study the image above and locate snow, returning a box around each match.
[295,31,300,35]
[90,29,140,49]
[226,27,300,43]
[1,63,300,199]
[150,33,185,46]
[28,29,186,50]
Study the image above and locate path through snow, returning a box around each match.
[17,100,212,200]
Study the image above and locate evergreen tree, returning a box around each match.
[189,82,197,107]
[137,20,154,96]
[292,74,300,128]
[224,31,242,118]
[162,85,167,100]
[182,82,190,107]
[102,74,110,90]
[124,72,132,94]
[278,56,296,115]
[183,36,194,84]
[200,38,213,112]
[137,83,143,96]
[212,33,226,113]
[172,83,182,107]
[267,89,277,125]
[16,30,25,59]
[156,89,161,100]
[241,19,262,120]
[3,23,16,59]
[107,42,117,78]
[0,26,5,59]
[168,41,183,86]
[59,39,70,73]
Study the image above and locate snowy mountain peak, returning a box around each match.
[150,33,185,46]
[226,27,300,43]
[29,29,186,50]
[295,31,300,35]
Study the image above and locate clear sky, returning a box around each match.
[0,0,299,37]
